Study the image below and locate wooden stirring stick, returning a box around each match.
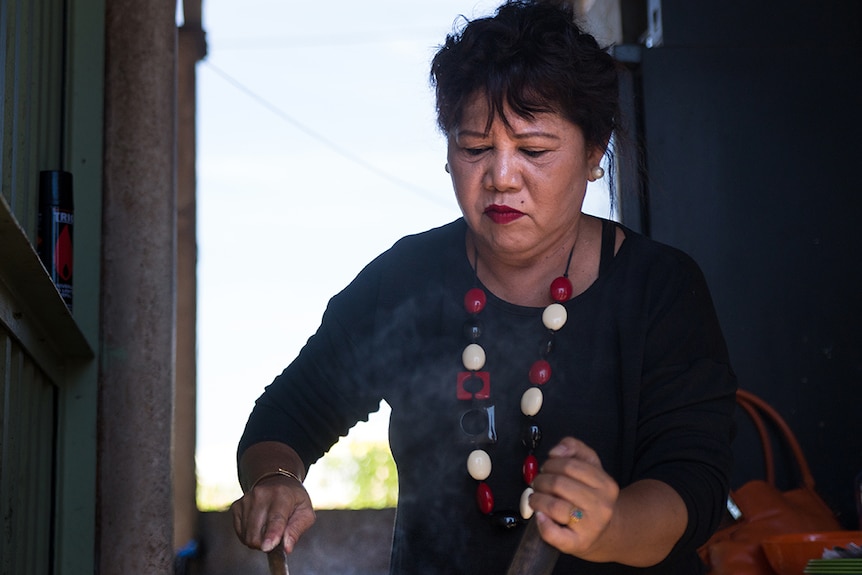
[267,547,288,575]
[505,516,560,575]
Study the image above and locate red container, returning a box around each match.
[762,531,862,575]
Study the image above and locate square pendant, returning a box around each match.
[457,371,490,400]
[459,405,497,445]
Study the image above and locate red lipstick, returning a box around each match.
[484,204,524,224]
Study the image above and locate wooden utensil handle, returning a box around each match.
[505,516,560,575]
[267,547,288,575]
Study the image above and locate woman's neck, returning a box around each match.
[468,216,602,307]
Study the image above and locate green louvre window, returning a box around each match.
[1,0,66,239]
[1,0,100,573]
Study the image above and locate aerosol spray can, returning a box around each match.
[37,170,74,312]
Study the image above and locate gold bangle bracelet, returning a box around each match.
[248,468,303,492]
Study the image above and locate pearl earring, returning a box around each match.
[445,163,450,174]
[590,166,605,180]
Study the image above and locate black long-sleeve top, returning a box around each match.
[239,218,737,574]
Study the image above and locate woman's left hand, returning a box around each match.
[528,436,620,559]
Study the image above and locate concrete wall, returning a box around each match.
[189,509,396,575]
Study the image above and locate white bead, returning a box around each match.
[520,386,544,417]
[520,487,535,520]
[462,343,486,371]
[542,303,567,331]
[467,449,492,481]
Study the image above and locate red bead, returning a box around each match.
[549,276,573,303]
[476,481,494,514]
[464,288,487,314]
[528,359,551,385]
[523,454,539,485]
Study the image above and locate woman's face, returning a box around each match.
[447,93,604,263]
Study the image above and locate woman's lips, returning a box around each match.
[483,204,524,224]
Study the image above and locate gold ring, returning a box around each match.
[568,507,584,526]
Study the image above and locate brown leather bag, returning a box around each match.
[698,389,842,574]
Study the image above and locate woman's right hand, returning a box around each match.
[231,472,316,554]
[232,442,316,554]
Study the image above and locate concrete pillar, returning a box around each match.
[99,0,177,572]
[175,0,207,552]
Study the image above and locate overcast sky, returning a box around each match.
[194,0,612,507]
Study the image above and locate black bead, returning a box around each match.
[463,317,482,341]
[538,333,555,357]
[490,510,522,529]
[522,421,542,451]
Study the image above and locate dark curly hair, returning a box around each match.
[430,0,619,155]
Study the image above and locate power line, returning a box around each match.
[211,28,445,50]
[202,60,451,209]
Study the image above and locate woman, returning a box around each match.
[231,1,736,573]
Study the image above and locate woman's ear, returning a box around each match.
[587,139,608,167]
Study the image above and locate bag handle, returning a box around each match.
[736,393,776,484]
[736,389,817,491]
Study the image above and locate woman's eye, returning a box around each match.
[522,149,547,158]
[464,147,490,156]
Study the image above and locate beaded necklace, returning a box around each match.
[457,241,576,529]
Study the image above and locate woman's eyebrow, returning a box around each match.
[455,129,561,140]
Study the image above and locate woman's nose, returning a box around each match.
[483,150,520,193]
